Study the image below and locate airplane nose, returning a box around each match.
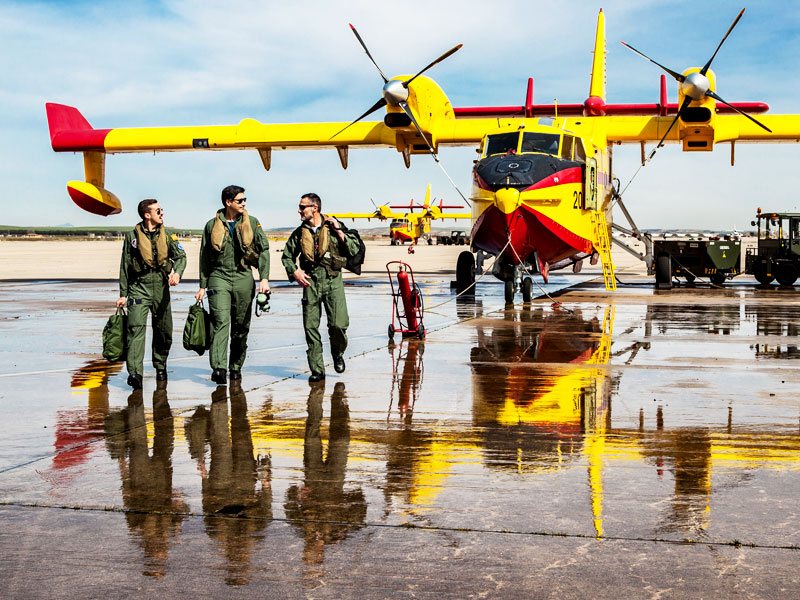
[495,187,520,215]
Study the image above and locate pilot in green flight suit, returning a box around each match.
[281,193,360,382]
[195,185,270,385]
[116,199,187,390]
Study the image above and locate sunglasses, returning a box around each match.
[231,197,247,204]
[299,204,315,210]
[151,208,163,215]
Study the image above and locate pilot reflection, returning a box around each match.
[47,360,124,478]
[184,383,272,586]
[104,383,186,578]
[284,383,367,565]
[388,339,425,423]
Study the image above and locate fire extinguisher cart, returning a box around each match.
[386,261,425,340]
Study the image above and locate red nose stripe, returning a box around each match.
[523,167,582,192]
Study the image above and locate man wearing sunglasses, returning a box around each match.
[196,185,271,385]
[117,198,187,389]
[281,193,360,382]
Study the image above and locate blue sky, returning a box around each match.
[3,0,800,229]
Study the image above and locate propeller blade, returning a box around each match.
[706,90,772,132]
[329,97,387,140]
[403,44,463,88]
[701,8,745,75]
[648,96,692,161]
[349,24,388,83]
[398,101,438,159]
[620,41,685,82]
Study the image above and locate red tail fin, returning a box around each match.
[45,103,109,151]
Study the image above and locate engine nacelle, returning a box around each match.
[67,181,122,216]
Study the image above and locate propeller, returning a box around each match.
[621,7,771,161]
[330,24,462,142]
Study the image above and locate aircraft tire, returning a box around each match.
[417,324,426,340]
[388,324,395,340]
[456,251,475,293]
[710,273,726,285]
[775,262,798,286]
[655,254,672,286]
[522,278,533,302]
[504,280,514,304]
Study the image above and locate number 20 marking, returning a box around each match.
[573,190,583,209]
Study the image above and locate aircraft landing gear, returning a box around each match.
[456,251,475,293]
[504,280,514,304]
[522,278,533,302]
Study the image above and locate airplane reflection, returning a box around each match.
[184,384,272,586]
[104,383,186,578]
[46,360,123,480]
[284,383,367,566]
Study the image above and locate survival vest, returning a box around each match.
[209,209,261,269]
[130,224,172,276]
[298,217,364,277]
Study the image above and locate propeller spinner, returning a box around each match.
[621,8,771,161]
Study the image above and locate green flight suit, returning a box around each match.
[199,211,270,371]
[281,218,360,375]
[119,225,187,377]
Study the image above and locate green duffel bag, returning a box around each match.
[102,307,127,362]
[183,301,210,355]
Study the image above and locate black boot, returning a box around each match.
[127,374,143,390]
[211,368,227,385]
[155,369,168,381]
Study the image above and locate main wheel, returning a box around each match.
[390,239,397,246]
[504,280,515,304]
[775,262,798,286]
[388,324,395,340]
[655,254,672,287]
[456,251,475,292]
[710,273,726,285]
[417,324,426,340]
[522,278,533,302]
[753,262,774,285]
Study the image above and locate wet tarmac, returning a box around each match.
[1,274,799,598]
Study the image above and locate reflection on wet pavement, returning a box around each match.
[1,280,800,595]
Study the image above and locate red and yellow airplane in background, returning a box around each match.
[47,9,800,301]
[329,184,470,246]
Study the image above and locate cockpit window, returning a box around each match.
[390,219,410,228]
[575,139,587,162]
[520,132,560,156]
[484,133,520,156]
[561,135,574,159]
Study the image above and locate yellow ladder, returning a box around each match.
[591,211,616,291]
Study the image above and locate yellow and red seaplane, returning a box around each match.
[47,9,799,301]
[328,184,470,246]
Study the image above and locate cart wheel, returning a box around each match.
[753,262,774,285]
[522,278,533,302]
[655,254,672,288]
[504,280,514,304]
[776,262,798,286]
[417,324,425,340]
[710,273,726,285]
[388,324,395,340]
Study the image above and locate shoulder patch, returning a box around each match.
[131,237,137,249]
[171,234,178,241]
[177,243,184,251]
[257,223,262,228]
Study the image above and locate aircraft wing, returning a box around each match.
[602,114,800,144]
[327,211,385,221]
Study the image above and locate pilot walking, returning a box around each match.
[116,199,186,389]
[195,185,270,385]
[281,193,359,382]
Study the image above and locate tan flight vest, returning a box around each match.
[132,223,170,274]
[299,219,347,276]
[210,209,259,268]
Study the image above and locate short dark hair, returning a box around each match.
[137,199,158,219]
[301,193,321,210]
[221,185,245,206]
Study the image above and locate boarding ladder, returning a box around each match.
[591,211,616,291]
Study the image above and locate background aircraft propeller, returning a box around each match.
[622,8,771,161]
